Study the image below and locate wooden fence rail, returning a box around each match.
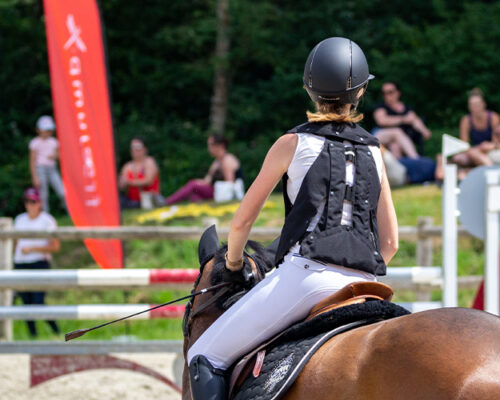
[0,224,473,241]
[0,216,474,268]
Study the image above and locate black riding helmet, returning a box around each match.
[303,37,374,105]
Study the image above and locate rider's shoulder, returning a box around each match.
[274,133,298,151]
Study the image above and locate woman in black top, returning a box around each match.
[373,81,431,158]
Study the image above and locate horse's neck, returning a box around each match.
[182,274,224,399]
[181,362,192,400]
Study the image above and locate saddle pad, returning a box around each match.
[233,319,373,400]
[279,299,410,343]
[233,301,410,400]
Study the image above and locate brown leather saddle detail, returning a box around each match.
[228,281,394,399]
[306,281,393,320]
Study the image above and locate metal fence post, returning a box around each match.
[484,169,500,315]
[443,164,458,307]
[0,218,13,341]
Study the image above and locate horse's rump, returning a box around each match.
[285,308,500,400]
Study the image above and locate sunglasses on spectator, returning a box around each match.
[24,199,39,204]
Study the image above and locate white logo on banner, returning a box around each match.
[64,14,87,52]
[62,14,99,206]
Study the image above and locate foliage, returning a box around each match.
[1,0,500,217]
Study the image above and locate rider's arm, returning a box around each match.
[227,134,297,269]
[376,162,399,264]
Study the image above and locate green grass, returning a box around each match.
[13,186,484,341]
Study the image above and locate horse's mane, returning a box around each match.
[182,240,274,338]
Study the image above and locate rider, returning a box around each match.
[187,37,399,400]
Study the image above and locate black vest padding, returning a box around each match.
[275,122,386,276]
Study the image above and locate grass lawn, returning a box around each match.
[12,184,484,341]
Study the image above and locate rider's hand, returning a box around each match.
[222,253,255,289]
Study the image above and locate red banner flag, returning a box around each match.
[43,0,123,268]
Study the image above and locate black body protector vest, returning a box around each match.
[275,122,387,276]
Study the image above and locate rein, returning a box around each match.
[186,285,232,326]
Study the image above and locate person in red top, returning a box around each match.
[118,137,161,208]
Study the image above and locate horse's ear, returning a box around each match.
[198,224,220,267]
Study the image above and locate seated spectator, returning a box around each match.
[14,187,60,338]
[382,147,436,187]
[373,81,432,158]
[489,125,500,164]
[435,89,500,182]
[29,115,66,213]
[119,137,161,209]
[165,135,244,205]
[452,88,500,167]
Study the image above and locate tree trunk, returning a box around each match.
[209,0,230,136]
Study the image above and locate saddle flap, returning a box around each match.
[308,281,393,319]
[228,331,286,400]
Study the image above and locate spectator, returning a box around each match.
[118,137,161,209]
[435,89,500,182]
[165,135,244,205]
[382,147,436,187]
[13,187,60,338]
[453,88,500,167]
[373,81,432,158]
[29,115,66,213]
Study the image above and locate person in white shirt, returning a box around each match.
[29,115,66,213]
[14,187,60,337]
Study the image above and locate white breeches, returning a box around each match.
[186,253,376,370]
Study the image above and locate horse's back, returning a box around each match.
[285,308,500,400]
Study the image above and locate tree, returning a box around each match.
[209,0,230,135]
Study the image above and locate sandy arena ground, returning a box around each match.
[0,353,183,400]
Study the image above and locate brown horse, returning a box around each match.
[182,232,500,400]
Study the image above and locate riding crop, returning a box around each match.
[65,281,231,341]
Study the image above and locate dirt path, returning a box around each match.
[0,354,182,400]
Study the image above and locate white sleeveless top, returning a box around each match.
[287,133,383,232]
